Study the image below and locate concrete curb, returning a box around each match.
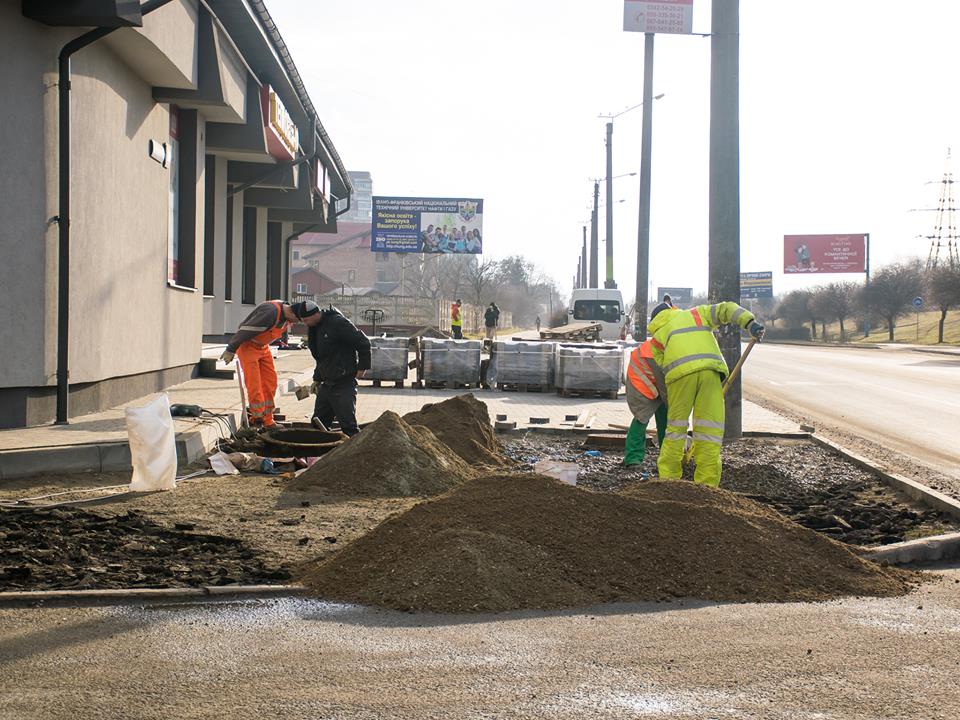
[864,532,960,565]
[0,584,308,607]
[809,435,960,523]
[0,414,236,482]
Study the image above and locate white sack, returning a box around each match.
[125,393,178,491]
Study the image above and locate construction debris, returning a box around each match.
[299,474,915,613]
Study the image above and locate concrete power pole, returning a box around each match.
[604,122,616,288]
[589,182,600,288]
[580,227,588,288]
[709,0,742,438]
[634,32,655,339]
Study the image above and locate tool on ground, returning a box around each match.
[235,358,249,429]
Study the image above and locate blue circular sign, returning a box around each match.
[912,296,924,309]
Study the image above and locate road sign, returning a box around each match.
[740,271,773,299]
[623,0,694,34]
[913,296,924,309]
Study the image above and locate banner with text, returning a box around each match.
[372,197,484,254]
[624,0,694,34]
[783,234,867,274]
[740,272,773,299]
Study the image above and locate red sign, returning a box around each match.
[783,234,867,274]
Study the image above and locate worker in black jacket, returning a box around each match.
[307,306,371,436]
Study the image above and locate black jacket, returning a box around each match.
[308,307,372,383]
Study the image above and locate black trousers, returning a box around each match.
[313,377,360,436]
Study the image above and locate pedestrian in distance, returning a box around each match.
[451,299,463,339]
[220,300,323,428]
[307,305,371,437]
[624,337,669,472]
[484,302,500,340]
[648,300,764,486]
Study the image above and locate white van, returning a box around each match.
[568,288,626,341]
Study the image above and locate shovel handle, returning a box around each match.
[722,337,758,396]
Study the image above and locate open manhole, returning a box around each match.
[261,428,347,457]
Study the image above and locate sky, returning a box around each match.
[268,0,960,305]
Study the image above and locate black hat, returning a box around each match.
[290,300,320,319]
[650,302,673,321]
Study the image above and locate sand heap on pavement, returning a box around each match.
[402,393,507,467]
[288,411,473,498]
[300,475,915,613]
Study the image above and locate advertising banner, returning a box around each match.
[656,286,693,307]
[624,0,694,34]
[372,197,483,254]
[784,234,867,274]
[740,271,773,299]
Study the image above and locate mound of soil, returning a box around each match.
[299,474,915,613]
[0,507,288,591]
[288,411,473,498]
[402,394,506,467]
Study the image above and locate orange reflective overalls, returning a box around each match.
[236,301,288,427]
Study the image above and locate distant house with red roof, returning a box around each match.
[291,222,404,296]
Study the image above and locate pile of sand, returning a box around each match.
[288,411,473,498]
[402,394,506,467]
[299,475,915,612]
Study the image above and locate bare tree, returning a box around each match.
[810,282,859,341]
[860,261,923,341]
[926,263,960,343]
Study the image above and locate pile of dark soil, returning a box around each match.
[403,394,507,467]
[0,507,289,591]
[300,474,914,613]
[288,411,473,498]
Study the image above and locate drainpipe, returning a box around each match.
[54,0,174,424]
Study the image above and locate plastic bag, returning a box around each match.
[125,393,178,491]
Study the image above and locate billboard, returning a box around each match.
[740,271,773,299]
[372,196,483,254]
[624,0,694,34]
[656,286,693,307]
[784,234,867,274]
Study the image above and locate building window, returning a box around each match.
[224,195,233,300]
[202,155,216,295]
[292,249,300,260]
[241,206,257,304]
[167,107,198,287]
[296,282,307,294]
[348,269,356,282]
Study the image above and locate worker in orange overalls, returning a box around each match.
[220,300,322,427]
[624,337,668,469]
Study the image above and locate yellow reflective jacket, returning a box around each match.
[648,302,755,383]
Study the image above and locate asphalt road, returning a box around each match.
[1,570,959,719]
[743,344,960,480]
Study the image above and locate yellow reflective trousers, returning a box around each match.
[657,369,725,486]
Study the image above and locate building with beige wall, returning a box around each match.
[1,0,350,428]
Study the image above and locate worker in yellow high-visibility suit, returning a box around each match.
[648,300,764,486]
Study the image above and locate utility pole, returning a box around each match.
[590,181,600,288]
[709,0,742,438]
[604,122,616,288]
[581,225,589,289]
[634,32,655,338]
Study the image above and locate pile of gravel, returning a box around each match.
[299,474,915,613]
[403,394,507,467]
[288,411,473,498]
